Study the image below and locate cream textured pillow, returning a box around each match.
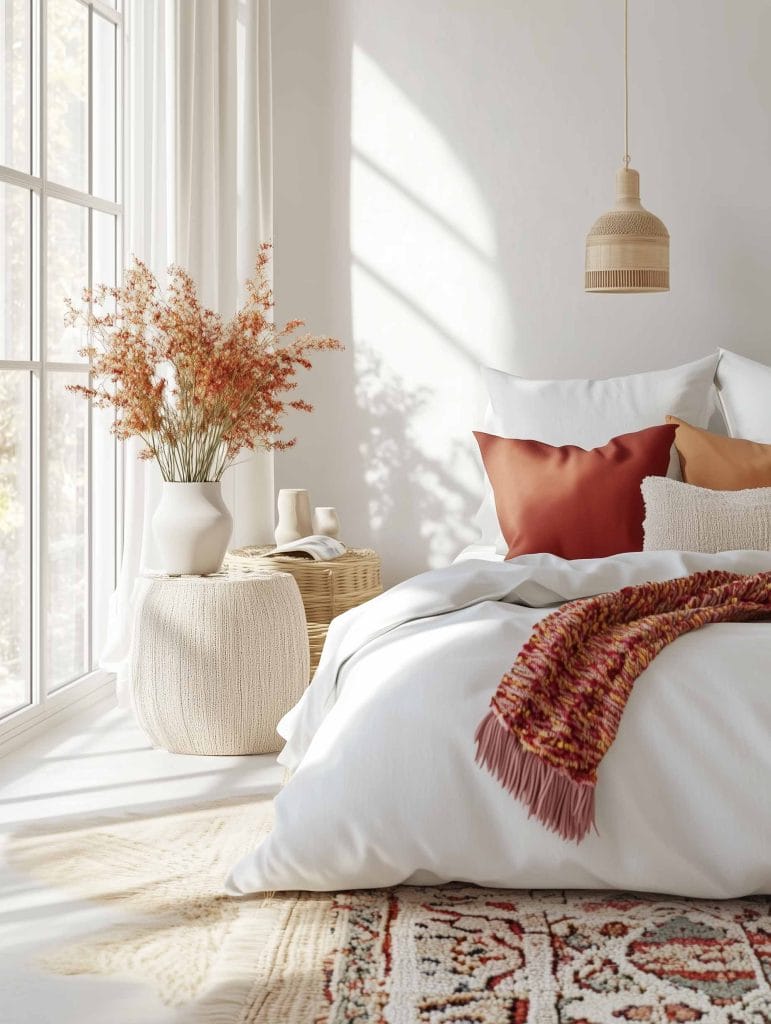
[641,477,771,553]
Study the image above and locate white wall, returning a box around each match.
[271,0,771,585]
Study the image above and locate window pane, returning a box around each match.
[0,371,31,717]
[46,371,88,690]
[0,182,30,360]
[0,0,31,172]
[47,0,88,191]
[46,196,87,360]
[93,209,115,289]
[91,402,115,662]
[92,15,115,200]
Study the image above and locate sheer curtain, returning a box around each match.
[103,0,275,695]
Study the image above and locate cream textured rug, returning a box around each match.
[8,798,771,1023]
[6,797,339,1023]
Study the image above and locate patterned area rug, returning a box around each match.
[7,799,771,1023]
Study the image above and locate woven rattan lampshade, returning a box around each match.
[585,167,669,292]
[585,0,669,293]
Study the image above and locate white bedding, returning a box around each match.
[453,541,503,563]
[227,550,771,898]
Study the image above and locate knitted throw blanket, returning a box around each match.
[475,569,771,844]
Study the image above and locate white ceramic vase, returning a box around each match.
[313,506,341,539]
[274,488,313,545]
[152,482,233,575]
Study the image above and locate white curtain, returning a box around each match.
[102,0,275,694]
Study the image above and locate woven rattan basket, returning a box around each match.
[224,546,382,677]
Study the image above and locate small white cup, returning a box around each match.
[313,507,341,539]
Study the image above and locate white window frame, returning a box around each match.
[0,0,124,748]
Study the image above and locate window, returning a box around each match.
[0,0,122,740]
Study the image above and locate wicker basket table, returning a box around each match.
[129,571,309,755]
[224,546,382,677]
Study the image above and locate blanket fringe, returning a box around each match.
[474,711,596,843]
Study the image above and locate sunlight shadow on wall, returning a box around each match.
[350,46,512,570]
[354,346,480,570]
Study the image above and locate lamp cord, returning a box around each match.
[623,0,630,169]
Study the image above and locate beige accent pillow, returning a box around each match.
[666,415,771,490]
[642,476,771,553]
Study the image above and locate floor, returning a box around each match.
[0,696,283,1024]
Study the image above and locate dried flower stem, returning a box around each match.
[65,243,342,481]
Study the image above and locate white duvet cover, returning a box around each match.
[227,550,771,898]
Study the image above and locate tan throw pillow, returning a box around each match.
[642,477,771,553]
[666,415,771,490]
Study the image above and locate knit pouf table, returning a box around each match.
[129,571,309,755]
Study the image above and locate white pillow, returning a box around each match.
[715,349,771,443]
[473,354,720,550]
[642,476,771,553]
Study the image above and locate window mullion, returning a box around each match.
[31,0,39,177]
[45,179,120,215]
[30,359,41,714]
[85,204,93,671]
[85,4,94,673]
[0,165,42,191]
[35,0,48,711]
[87,4,93,199]
[73,0,120,29]
[27,184,37,715]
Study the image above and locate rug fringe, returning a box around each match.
[474,711,595,843]
[188,895,281,1024]
[188,810,282,1024]
[189,892,337,1024]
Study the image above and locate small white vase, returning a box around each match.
[313,506,341,539]
[152,482,233,575]
[274,488,313,545]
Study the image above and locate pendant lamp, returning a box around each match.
[585,0,669,292]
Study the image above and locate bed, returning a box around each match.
[227,350,771,898]
[227,547,771,898]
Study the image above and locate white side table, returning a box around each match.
[129,571,309,755]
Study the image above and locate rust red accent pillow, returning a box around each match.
[474,424,677,560]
